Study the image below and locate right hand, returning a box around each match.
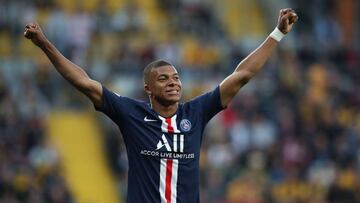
[24,22,48,47]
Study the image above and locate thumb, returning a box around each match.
[24,29,32,39]
[24,27,36,39]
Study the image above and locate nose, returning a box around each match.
[168,81,175,87]
[168,78,178,86]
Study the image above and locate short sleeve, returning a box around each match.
[187,86,225,125]
[94,85,128,123]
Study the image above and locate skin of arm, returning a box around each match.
[24,23,103,108]
[219,8,298,107]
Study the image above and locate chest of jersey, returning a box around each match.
[123,107,202,162]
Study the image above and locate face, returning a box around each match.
[145,65,182,106]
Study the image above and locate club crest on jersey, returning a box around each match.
[180,119,191,132]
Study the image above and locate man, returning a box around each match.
[24,8,298,203]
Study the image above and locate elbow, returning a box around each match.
[73,78,93,92]
[235,70,254,86]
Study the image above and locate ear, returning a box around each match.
[144,84,152,96]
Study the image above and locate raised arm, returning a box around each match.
[219,8,298,107]
[24,23,103,108]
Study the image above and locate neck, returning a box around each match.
[150,100,178,118]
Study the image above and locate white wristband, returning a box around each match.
[269,27,285,42]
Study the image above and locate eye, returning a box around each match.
[174,76,180,80]
[158,76,167,81]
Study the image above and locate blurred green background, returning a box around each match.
[1,0,359,202]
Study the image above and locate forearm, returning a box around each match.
[39,40,91,90]
[219,35,281,106]
[234,37,277,80]
[24,22,103,106]
[219,8,297,107]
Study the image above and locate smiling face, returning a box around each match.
[144,65,182,107]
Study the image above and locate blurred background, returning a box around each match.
[1,0,360,202]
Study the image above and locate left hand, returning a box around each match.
[277,8,298,34]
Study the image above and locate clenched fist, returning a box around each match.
[277,8,298,34]
[24,23,48,47]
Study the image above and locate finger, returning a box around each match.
[25,22,38,30]
[32,22,40,30]
[291,12,298,19]
[27,23,35,28]
[26,23,38,31]
[288,12,298,23]
[283,8,294,16]
[286,9,297,18]
[280,9,285,16]
[24,27,34,33]
[292,15,299,23]
[281,12,293,20]
[24,27,36,36]
[295,15,299,22]
[24,30,32,39]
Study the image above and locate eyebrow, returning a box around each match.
[157,73,179,78]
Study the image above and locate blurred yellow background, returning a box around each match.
[0,0,359,202]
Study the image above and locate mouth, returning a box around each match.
[165,89,180,96]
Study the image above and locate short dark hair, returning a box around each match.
[143,59,173,84]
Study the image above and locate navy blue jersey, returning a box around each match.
[95,86,224,203]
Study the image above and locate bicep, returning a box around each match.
[219,70,253,107]
[76,78,103,108]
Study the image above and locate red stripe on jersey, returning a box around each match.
[165,159,173,203]
[166,118,174,133]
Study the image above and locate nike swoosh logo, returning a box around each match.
[156,143,165,151]
[144,116,157,122]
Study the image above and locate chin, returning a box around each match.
[166,97,180,104]
[155,95,180,106]
[165,93,181,102]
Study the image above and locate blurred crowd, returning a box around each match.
[1,0,360,202]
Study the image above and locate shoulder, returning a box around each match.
[103,86,145,104]
[98,85,149,111]
[183,86,225,123]
[185,86,221,106]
